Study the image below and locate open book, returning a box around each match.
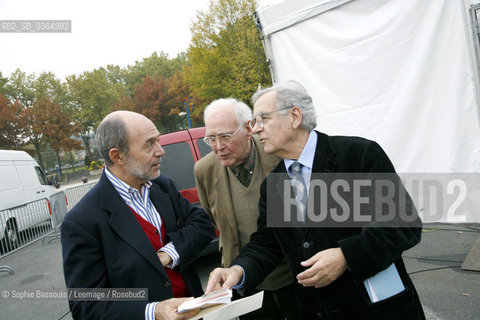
[177,288,232,313]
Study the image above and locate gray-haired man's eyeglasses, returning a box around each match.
[249,106,293,129]
[203,124,245,146]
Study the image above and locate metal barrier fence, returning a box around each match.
[0,198,53,255]
[64,182,96,210]
[50,191,69,230]
[0,181,97,261]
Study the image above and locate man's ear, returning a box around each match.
[109,148,125,166]
[291,106,303,129]
[245,121,254,138]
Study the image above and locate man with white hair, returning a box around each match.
[206,82,426,319]
[194,98,297,319]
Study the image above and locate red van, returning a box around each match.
[159,127,210,203]
[159,127,218,255]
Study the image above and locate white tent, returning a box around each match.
[255,0,480,173]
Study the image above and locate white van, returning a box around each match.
[0,150,55,249]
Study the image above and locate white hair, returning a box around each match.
[252,80,317,131]
[204,98,252,126]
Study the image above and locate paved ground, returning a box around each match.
[58,172,101,191]
[0,223,478,319]
[403,224,480,320]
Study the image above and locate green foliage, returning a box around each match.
[66,68,123,126]
[125,51,184,96]
[1,0,275,154]
[65,68,125,159]
[0,72,8,96]
[186,0,272,108]
[6,69,36,107]
[33,72,65,103]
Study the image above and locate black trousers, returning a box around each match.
[233,283,299,320]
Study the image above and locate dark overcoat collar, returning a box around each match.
[273,130,336,175]
[96,172,170,279]
[271,131,337,237]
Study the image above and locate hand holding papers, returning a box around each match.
[184,291,264,320]
[205,266,244,294]
[177,288,232,313]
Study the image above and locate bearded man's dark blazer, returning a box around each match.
[61,172,215,319]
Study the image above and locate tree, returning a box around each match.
[0,94,23,149]
[166,71,203,128]
[5,69,36,107]
[5,70,50,168]
[125,51,185,96]
[105,64,129,87]
[186,0,272,108]
[31,97,82,177]
[114,75,187,133]
[132,76,179,132]
[33,72,65,103]
[0,72,8,96]
[65,68,123,160]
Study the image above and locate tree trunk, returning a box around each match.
[69,150,75,172]
[33,141,45,171]
[82,134,94,160]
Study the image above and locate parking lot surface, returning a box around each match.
[0,223,478,319]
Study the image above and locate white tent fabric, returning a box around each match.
[256,0,480,173]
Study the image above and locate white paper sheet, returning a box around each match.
[187,291,264,320]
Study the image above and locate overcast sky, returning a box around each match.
[0,0,280,80]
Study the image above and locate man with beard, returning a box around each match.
[61,111,215,320]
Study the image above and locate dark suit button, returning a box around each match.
[233,241,238,246]
[154,229,159,235]
[303,241,310,249]
[164,281,170,287]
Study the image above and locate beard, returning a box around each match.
[125,154,161,183]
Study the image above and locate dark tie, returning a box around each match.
[237,166,251,187]
[291,161,307,222]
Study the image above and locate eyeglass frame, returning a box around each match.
[203,123,246,146]
[249,106,293,129]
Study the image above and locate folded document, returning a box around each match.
[177,288,232,313]
[186,291,264,320]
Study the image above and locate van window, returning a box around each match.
[197,139,212,158]
[0,165,21,191]
[35,167,49,185]
[17,165,37,187]
[160,142,195,190]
